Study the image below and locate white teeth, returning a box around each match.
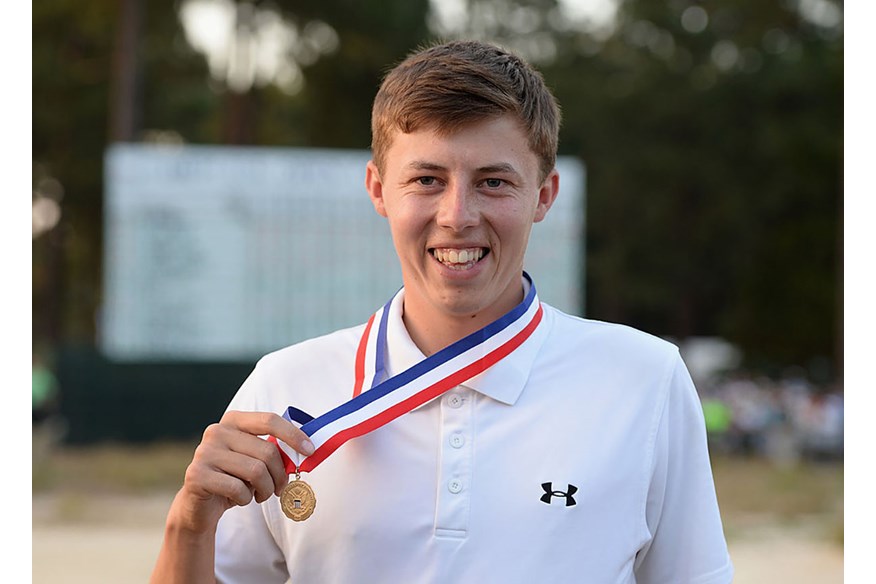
[432,247,484,267]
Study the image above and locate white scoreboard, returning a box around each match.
[100,144,586,361]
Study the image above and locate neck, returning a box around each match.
[400,284,526,357]
[402,313,483,357]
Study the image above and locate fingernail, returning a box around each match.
[302,439,315,456]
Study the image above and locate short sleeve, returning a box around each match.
[634,354,734,584]
[214,361,290,584]
[215,502,289,584]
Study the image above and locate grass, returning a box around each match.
[33,440,844,544]
[712,456,843,518]
[32,439,197,494]
[710,454,844,544]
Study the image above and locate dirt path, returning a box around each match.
[727,530,843,583]
[32,492,843,583]
[33,492,172,584]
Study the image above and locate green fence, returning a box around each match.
[56,344,254,444]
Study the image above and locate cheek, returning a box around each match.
[389,198,432,229]
[493,215,536,256]
[494,201,537,236]
[386,208,426,247]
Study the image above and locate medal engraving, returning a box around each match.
[281,479,316,521]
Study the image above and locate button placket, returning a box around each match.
[446,393,464,409]
[435,387,473,538]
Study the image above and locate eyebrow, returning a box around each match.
[404,161,446,172]
[476,162,520,176]
[404,160,522,177]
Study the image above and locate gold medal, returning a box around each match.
[280,474,317,521]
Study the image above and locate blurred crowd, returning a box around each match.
[700,372,844,464]
[32,345,843,466]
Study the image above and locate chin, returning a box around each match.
[433,291,491,319]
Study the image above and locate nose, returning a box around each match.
[436,181,479,232]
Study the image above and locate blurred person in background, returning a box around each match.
[705,369,844,463]
[799,387,844,461]
[32,348,65,463]
[32,351,59,426]
[702,388,734,456]
[151,40,733,584]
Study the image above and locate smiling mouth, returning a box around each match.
[430,247,488,270]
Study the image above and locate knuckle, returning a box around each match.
[254,486,273,504]
[191,441,217,468]
[183,464,196,484]
[245,458,266,480]
[184,461,206,487]
[201,422,223,443]
[232,483,253,506]
[219,409,241,424]
[189,440,208,461]
[257,411,279,429]
[260,439,280,461]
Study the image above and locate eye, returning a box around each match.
[417,176,437,186]
[484,178,504,188]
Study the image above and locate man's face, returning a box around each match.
[366,114,559,329]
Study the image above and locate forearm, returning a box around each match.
[150,492,219,584]
[149,411,309,582]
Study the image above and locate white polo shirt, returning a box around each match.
[215,292,734,584]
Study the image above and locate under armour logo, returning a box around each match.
[540,482,577,506]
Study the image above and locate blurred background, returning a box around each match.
[32,0,843,582]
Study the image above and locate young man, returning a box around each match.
[152,40,733,583]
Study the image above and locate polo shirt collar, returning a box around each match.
[381,279,549,406]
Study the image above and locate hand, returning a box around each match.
[168,410,315,535]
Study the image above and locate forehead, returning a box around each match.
[384,115,539,175]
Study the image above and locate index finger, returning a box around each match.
[221,410,315,457]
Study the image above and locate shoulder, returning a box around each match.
[228,322,366,414]
[254,322,365,378]
[541,303,680,371]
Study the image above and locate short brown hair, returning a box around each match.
[370,40,561,181]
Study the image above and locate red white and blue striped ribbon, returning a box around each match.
[271,273,542,475]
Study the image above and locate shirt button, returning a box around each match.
[450,433,465,448]
[448,479,463,494]
[446,394,463,409]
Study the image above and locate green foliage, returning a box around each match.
[32,0,842,378]
[541,0,841,376]
[33,0,119,342]
[285,0,433,148]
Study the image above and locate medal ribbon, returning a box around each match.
[270,273,542,475]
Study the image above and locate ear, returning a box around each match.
[533,168,560,223]
[365,160,388,218]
